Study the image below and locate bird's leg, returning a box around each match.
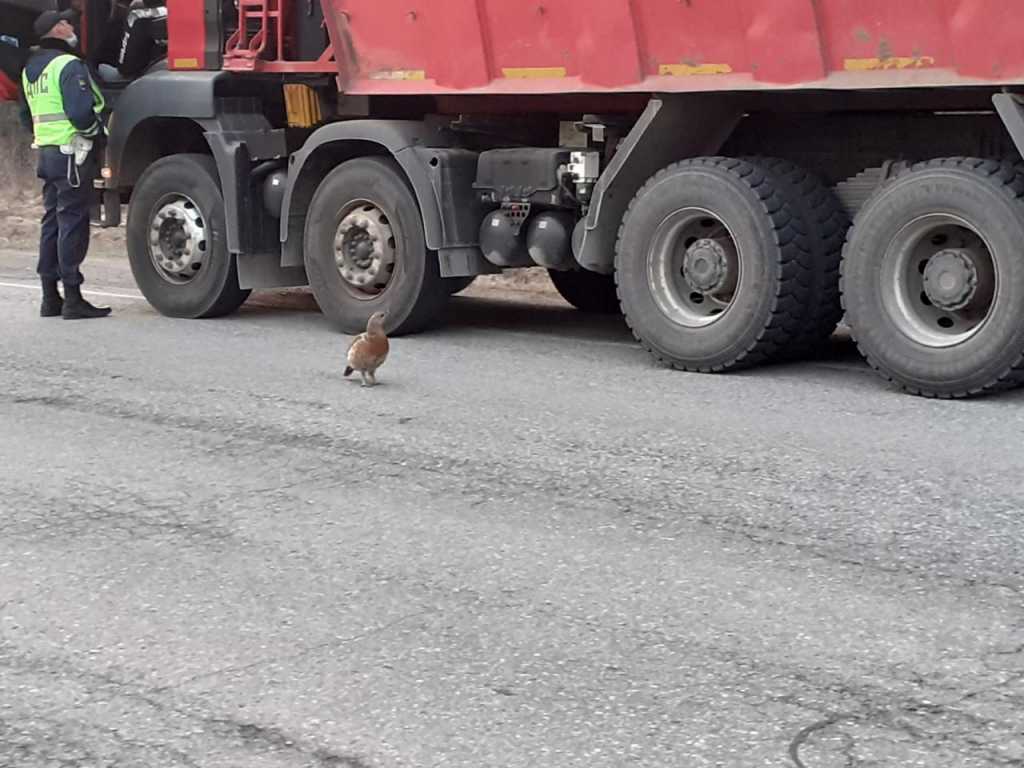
[367,370,378,387]
[359,370,370,387]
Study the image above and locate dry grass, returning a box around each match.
[0,103,45,250]
[0,103,34,192]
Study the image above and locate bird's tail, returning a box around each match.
[343,366,353,377]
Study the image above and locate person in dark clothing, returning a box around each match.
[0,39,27,102]
[94,0,168,82]
[0,32,32,131]
[21,10,110,319]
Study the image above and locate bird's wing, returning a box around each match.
[348,334,390,369]
[349,334,389,370]
[347,333,368,367]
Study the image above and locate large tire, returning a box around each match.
[841,157,1024,397]
[745,157,850,357]
[615,157,813,372]
[303,157,448,336]
[548,269,620,314]
[126,154,250,318]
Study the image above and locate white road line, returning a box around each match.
[0,281,144,301]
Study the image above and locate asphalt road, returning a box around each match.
[1,249,1023,768]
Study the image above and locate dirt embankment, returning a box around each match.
[0,102,40,250]
[0,102,559,297]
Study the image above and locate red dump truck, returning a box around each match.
[7,0,1024,397]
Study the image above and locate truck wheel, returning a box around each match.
[615,157,812,371]
[445,275,476,295]
[745,157,850,356]
[841,158,1024,397]
[303,157,448,336]
[548,269,620,314]
[126,154,250,318]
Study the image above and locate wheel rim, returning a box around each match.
[148,194,208,285]
[880,213,998,348]
[647,207,741,327]
[333,200,397,299]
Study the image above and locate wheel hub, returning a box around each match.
[880,216,997,349]
[648,208,741,329]
[149,197,207,284]
[922,248,978,311]
[682,238,733,294]
[333,205,396,295]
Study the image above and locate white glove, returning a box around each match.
[70,134,94,166]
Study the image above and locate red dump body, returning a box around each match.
[311,0,1024,96]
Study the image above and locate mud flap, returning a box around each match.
[98,187,121,228]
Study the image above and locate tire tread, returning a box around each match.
[303,156,449,336]
[548,269,621,314]
[745,157,850,357]
[127,153,250,319]
[840,156,1024,398]
[614,156,813,372]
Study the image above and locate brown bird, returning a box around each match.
[344,311,390,387]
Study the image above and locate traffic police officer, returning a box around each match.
[22,9,110,319]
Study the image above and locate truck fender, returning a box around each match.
[278,120,459,269]
[104,70,223,186]
[574,95,742,274]
[106,70,288,260]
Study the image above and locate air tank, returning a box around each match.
[262,170,288,218]
[479,210,532,267]
[526,211,576,270]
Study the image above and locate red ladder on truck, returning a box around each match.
[223,0,336,73]
[224,0,284,70]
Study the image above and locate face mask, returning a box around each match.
[66,33,78,48]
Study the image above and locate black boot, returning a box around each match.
[62,284,111,320]
[40,278,63,317]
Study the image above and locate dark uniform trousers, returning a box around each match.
[37,145,94,288]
